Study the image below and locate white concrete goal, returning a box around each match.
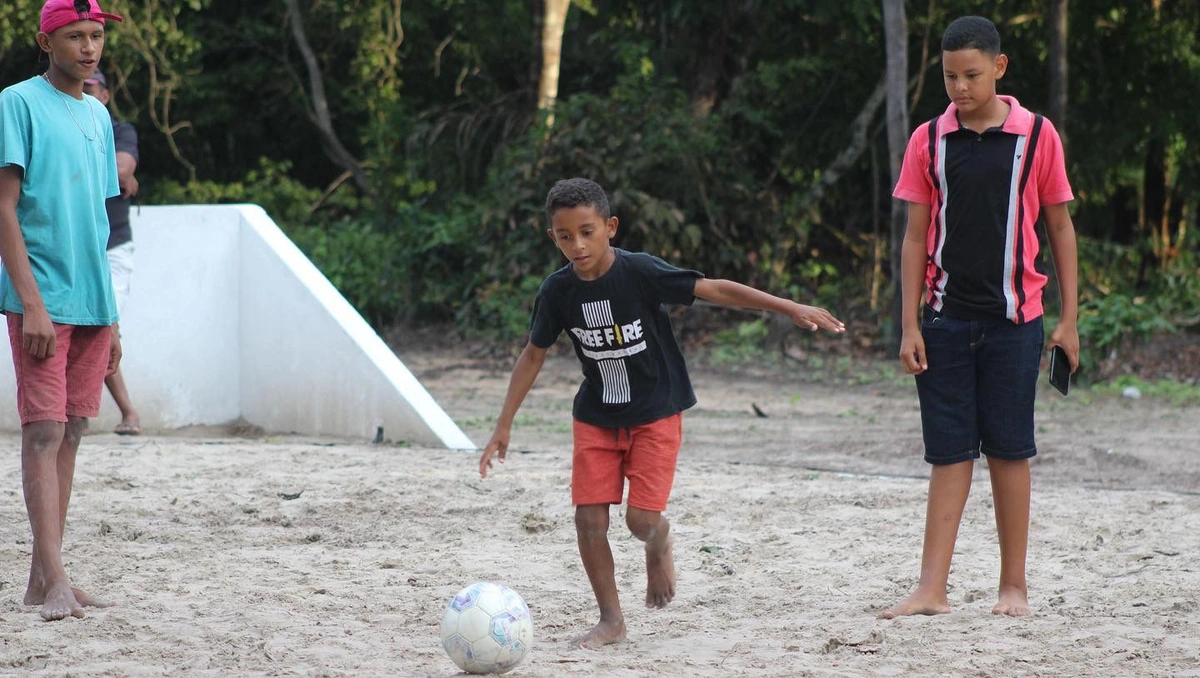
[0,204,475,449]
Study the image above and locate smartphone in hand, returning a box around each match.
[1049,345,1070,396]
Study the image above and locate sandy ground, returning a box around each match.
[1,347,1199,677]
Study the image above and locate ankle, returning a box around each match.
[912,583,949,601]
[597,610,624,626]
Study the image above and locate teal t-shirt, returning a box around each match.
[0,75,119,325]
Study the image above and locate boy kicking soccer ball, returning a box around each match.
[478,177,844,648]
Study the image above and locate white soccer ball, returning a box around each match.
[440,582,534,674]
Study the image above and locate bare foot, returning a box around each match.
[39,583,84,621]
[645,535,676,608]
[571,618,627,649]
[878,589,951,619]
[992,586,1030,617]
[70,587,114,609]
[24,580,111,609]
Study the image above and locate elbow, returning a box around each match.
[522,344,548,366]
[695,278,731,302]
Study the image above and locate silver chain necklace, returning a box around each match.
[42,72,100,141]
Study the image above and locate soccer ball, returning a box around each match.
[440,582,534,674]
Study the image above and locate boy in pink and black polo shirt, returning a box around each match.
[881,16,1080,619]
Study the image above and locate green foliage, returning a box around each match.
[1076,293,1176,371]
[1074,237,1200,373]
[1093,375,1200,405]
[0,2,39,55]
[288,220,403,326]
[459,275,546,339]
[3,0,1197,375]
[707,319,771,365]
[148,158,337,228]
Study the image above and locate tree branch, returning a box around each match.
[797,78,887,214]
[283,0,373,198]
[117,0,197,181]
[909,0,936,116]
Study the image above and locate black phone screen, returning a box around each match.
[1049,345,1070,396]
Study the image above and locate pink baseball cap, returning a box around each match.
[40,0,123,35]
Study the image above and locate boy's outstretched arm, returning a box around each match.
[479,342,548,478]
[1043,202,1080,371]
[692,278,845,333]
[899,202,933,374]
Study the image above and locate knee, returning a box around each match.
[625,509,664,541]
[574,506,610,540]
[63,417,88,444]
[22,421,64,454]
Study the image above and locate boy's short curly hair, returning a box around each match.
[545,178,612,220]
[942,16,1001,55]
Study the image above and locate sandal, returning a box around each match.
[114,421,141,436]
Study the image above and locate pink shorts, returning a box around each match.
[7,314,112,425]
[571,413,683,512]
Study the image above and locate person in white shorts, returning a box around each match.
[84,68,140,434]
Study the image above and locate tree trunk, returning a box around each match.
[538,0,571,126]
[283,0,372,199]
[1048,0,1068,137]
[1110,185,1137,245]
[691,2,734,116]
[1141,137,1167,279]
[882,0,909,350]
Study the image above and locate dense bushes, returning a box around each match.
[1074,238,1200,379]
[109,0,1199,372]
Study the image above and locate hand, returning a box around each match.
[119,174,139,199]
[789,303,846,333]
[21,308,56,359]
[899,329,927,374]
[1047,321,1080,373]
[478,429,510,478]
[107,325,122,376]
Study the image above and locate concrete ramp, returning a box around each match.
[0,204,474,449]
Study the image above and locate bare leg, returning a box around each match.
[57,417,84,528]
[59,417,111,608]
[880,460,974,619]
[572,504,626,649]
[21,419,82,620]
[988,457,1031,616]
[105,369,140,433]
[626,507,675,608]
[24,417,110,617]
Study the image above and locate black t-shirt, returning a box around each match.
[529,249,702,429]
[105,121,139,250]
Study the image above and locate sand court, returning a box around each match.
[1,351,1198,676]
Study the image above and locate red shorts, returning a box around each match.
[571,413,682,512]
[7,314,111,426]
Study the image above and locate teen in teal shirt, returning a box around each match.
[0,0,125,622]
[0,74,119,324]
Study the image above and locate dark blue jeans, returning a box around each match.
[915,308,1043,465]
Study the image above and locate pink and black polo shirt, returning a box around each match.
[894,95,1073,324]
